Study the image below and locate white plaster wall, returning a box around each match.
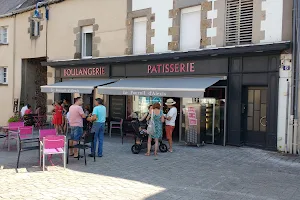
[132,0,173,53]
[260,0,283,43]
[277,54,292,152]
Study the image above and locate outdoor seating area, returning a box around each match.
[0,119,97,171]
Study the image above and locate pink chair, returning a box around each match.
[41,135,66,171]
[38,129,57,164]
[9,122,24,128]
[7,123,27,151]
[39,129,57,141]
[16,126,39,169]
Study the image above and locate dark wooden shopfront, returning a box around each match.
[42,42,290,150]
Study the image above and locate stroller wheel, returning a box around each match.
[159,143,168,153]
[131,144,141,154]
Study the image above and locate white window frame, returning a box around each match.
[0,67,8,84]
[181,5,201,14]
[81,26,93,59]
[133,17,147,55]
[180,5,201,51]
[0,26,8,44]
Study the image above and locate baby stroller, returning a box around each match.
[131,120,168,154]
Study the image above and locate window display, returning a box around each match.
[130,96,162,119]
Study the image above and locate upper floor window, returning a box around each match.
[0,67,8,84]
[180,6,201,51]
[82,26,93,58]
[30,21,40,37]
[133,17,147,55]
[226,0,254,46]
[0,27,8,44]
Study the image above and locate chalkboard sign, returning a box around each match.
[109,96,126,120]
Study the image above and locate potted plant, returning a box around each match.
[8,115,21,123]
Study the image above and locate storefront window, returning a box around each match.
[182,96,225,145]
[130,96,162,118]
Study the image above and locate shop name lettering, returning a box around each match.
[63,67,105,77]
[122,90,167,96]
[51,88,80,93]
[147,62,195,74]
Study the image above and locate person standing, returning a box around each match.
[87,98,106,157]
[52,101,63,134]
[145,103,164,156]
[68,97,86,158]
[164,99,177,153]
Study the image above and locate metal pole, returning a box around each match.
[296,0,300,153]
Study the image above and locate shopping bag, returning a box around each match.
[147,110,155,135]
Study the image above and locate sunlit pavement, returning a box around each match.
[1,135,300,200]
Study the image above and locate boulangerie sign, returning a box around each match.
[60,66,109,78]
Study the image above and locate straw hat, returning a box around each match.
[165,98,176,105]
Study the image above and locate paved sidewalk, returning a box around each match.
[1,136,300,200]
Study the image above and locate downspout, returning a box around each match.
[12,14,17,113]
[295,0,300,154]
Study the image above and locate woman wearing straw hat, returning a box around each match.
[164,98,177,153]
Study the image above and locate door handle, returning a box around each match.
[241,104,246,114]
[260,116,267,127]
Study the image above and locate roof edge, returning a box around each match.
[0,0,65,18]
[42,41,291,67]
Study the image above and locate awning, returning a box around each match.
[41,79,117,94]
[97,77,223,98]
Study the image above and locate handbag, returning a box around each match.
[147,110,155,135]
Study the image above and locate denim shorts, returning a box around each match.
[70,126,83,141]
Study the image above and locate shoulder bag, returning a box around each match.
[147,110,155,135]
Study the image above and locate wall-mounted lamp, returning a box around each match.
[30,2,44,22]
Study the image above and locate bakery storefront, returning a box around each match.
[40,65,116,112]
[41,42,290,150]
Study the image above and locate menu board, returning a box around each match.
[109,96,126,119]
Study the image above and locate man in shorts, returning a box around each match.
[68,97,86,158]
[164,98,177,153]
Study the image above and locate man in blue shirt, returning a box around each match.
[87,98,106,157]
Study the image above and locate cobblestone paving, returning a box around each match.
[1,135,300,200]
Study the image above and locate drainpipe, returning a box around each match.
[292,0,300,154]
[295,0,300,154]
[12,14,17,114]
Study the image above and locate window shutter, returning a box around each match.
[37,22,40,36]
[31,20,35,37]
[133,17,147,55]
[180,6,201,51]
[226,0,253,45]
[0,68,4,83]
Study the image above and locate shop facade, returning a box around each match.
[42,42,290,150]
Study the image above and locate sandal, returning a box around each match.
[154,152,158,156]
[145,152,150,156]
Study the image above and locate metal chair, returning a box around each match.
[67,132,95,165]
[16,126,39,169]
[109,118,124,143]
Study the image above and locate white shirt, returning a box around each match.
[20,105,28,117]
[166,107,177,126]
[66,112,70,122]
